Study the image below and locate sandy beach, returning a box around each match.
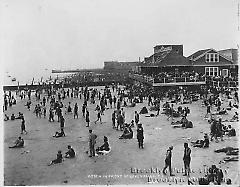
[3,86,239,185]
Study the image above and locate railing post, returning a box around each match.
[185,77,187,82]
[164,78,165,83]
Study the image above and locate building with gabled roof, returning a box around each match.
[187,48,238,77]
[137,45,193,75]
[218,48,238,64]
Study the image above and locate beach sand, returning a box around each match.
[3,86,240,185]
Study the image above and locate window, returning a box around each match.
[214,54,219,62]
[205,53,219,62]
[206,54,210,62]
[206,68,209,75]
[214,67,218,76]
[205,67,218,77]
[222,69,228,77]
[210,54,214,62]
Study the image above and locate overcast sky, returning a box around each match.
[1,0,238,84]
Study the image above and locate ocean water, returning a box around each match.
[3,69,74,86]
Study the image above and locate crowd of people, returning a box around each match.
[132,70,206,83]
[61,71,129,87]
[131,71,239,89]
[3,71,239,185]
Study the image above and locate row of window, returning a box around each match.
[205,67,228,77]
[205,53,219,62]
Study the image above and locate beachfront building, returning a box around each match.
[187,48,238,88]
[139,45,193,75]
[187,48,238,77]
[129,45,238,88]
[218,48,238,77]
[130,45,206,87]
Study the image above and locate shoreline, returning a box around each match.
[2,81,124,91]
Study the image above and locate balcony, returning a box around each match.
[129,73,206,87]
[153,77,206,86]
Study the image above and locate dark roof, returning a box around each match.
[144,51,170,64]
[218,49,238,65]
[159,51,192,66]
[187,49,211,59]
[232,50,238,64]
[143,50,192,66]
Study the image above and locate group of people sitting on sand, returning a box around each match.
[171,116,193,128]
[48,145,76,166]
[209,117,236,142]
[191,119,236,149]
[222,125,236,137]
[162,102,190,120]
[118,123,144,149]
[198,165,225,185]
[86,134,111,157]
[5,112,24,121]
[191,133,210,148]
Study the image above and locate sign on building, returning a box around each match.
[155,46,172,53]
